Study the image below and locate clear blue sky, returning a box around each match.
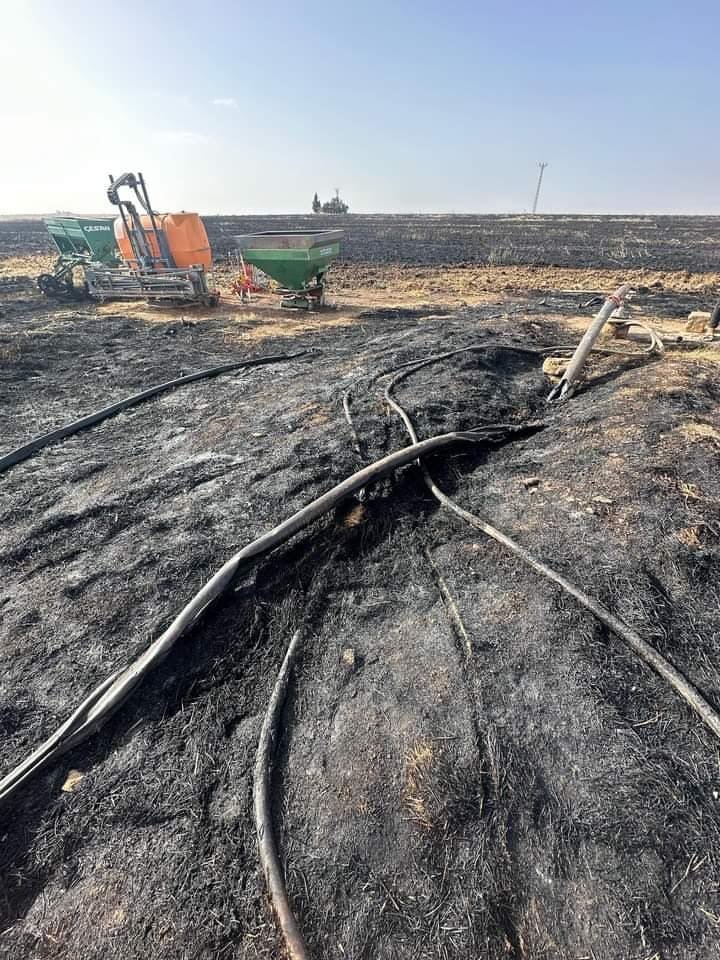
[2,0,719,214]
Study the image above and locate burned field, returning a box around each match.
[2,220,720,960]
[4,212,720,270]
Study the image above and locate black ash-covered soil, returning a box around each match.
[2,275,720,959]
[3,213,720,271]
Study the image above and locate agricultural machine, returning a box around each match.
[37,217,118,299]
[235,230,343,309]
[37,172,344,310]
[39,172,218,306]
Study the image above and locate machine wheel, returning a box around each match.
[37,273,89,301]
[37,274,65,298]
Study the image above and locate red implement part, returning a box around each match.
[231,264,263,296]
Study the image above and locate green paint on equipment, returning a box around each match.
[236,230,343,292]
[44,216,118,266]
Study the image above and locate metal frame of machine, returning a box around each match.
[84,264,216,303]
[84,172,218,306]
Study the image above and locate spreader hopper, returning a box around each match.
[235,229,343,309]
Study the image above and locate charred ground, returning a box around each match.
[3,212,720,270]
[1,220,720,959]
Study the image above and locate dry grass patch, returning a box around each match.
[676,526,703,549]
[403,740,436,830]
[339,502,367,528]
[402,740,484,836]
[679,420,720,447]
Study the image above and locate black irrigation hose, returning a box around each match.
[341,336,659,454]
[253,339,691,960]
[341,342,548,457]
[254,630,310,960]
[0,428,515,805]
[0,352,309,475]
[382,349,720,742]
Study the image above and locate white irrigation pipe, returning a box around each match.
[547,284,631,401]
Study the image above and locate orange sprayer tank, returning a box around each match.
[114,212,212,269]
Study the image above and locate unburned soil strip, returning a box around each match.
[0,351,309,474]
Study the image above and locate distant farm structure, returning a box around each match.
[312,189,349,214]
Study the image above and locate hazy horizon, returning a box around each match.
[4,211,720,221]
[3,0,718,217]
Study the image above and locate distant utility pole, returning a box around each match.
[532,162,548,214]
